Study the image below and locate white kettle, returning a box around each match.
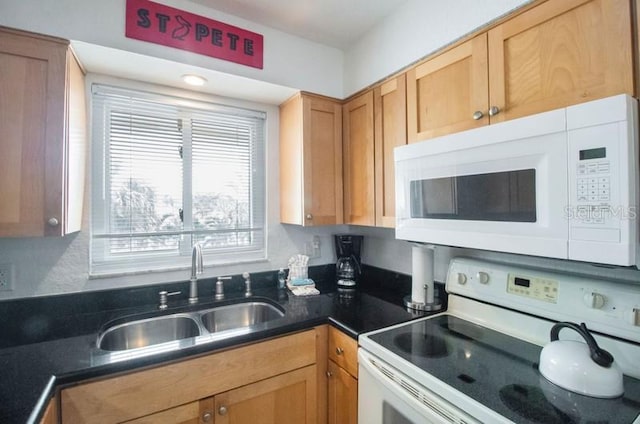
[539,322,623,398]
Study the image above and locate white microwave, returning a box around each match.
[395,94,639,266]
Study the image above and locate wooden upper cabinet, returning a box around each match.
[0,27,86,237]
[488,0,634,123]
[280,93,343,226]
[343,91,375,226]
[407,34,489,142]
[374,74,407,228]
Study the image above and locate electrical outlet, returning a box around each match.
[0,264,14,291]
[304,236,322,259]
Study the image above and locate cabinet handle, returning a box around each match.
[202,411,213,422]
[326,371,333,378]
[488,106,500,116]
[305,214,313,220]
[47,217,60,227]
[472,111,484,120]
[335,347,344,355]
[218,406,228,416]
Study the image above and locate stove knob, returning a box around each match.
[476,272,490,284]
[583,292,606,309]
[456,273,467,285]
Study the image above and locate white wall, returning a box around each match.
[0,75,346,299]
[0,0,344,98]
[343,0,531,96]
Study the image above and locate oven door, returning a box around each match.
[394,106,568,259]
[358,349,480,424]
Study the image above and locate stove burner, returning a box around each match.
[499,384,580,424]
[393,332,450,358]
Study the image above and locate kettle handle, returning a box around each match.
[550,322,614,368]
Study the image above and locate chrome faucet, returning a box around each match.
[188,243,204,304]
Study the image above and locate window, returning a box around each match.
[91,85,266,275]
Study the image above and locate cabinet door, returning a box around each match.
[303,95,343,226]
[0,30,67,236]
[214,365,316,424]
[280,94,343,226]
[343,91,375,226]
[488,0,633,123]
[327,360,357,424]
[407,34,489,142]
[374,75,407,228]
[123,398,214,424]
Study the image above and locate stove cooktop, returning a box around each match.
[366,314,640,424]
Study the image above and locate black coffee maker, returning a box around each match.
[334,235,363,287]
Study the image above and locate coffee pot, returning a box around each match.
[334,235,363,287]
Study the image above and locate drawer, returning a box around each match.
[328,326,358,377]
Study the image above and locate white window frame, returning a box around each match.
[90,84,266,276]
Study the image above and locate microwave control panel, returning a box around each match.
[575,146,611,225]
[566,94,637,266]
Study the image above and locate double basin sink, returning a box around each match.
[97,300,285,352]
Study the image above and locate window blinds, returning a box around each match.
[91,85,266,275]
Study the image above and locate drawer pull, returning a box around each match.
[202,411,212,422]
[335,347,344,355]
[218,406,228,416]
[326,371,333,378]
[472,110,484,120]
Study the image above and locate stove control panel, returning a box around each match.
[506,273,558,303]
[446,258,640,343]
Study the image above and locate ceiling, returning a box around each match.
[189,0,410,49]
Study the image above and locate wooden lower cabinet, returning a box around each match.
[327,327,358,424]
[60,329,321,423]
[39,396,58,424]
[327,360,357,424]
[123,398,214,424]
[215,365,316,424]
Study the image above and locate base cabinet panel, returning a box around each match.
[327,360,357,424]
[123,398,214,424]
[215,365,317,424]
[61,330,318,423]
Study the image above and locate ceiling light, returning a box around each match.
[182,74,207,86]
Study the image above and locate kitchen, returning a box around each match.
[1,0,640,422]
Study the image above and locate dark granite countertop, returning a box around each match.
[0,265,439,424]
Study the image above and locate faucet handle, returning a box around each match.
[243,272,252,297]
[215,276,231,300]
[159,290,181,309]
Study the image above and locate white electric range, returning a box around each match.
[359,258,640,423]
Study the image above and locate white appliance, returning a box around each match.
[395,94,639,266]
[358,258,640,424]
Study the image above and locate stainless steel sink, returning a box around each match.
[97,314,200,351]
[200,302,285,333]
[96,300,286,352]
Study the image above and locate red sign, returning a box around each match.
[125,0,264,69]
